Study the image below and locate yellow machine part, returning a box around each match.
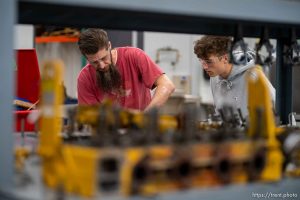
[38,60,100,197]
[14,147,30,171]
[159,115,178,133]
[144,145,179,193]
[42,145,99,197]
[121,145,187,196]
[228,141,252,184]
[247,66,283,181]
[247,65,284,139]
[148,145,173,160]
[121,147,146,196]
[38,60,65,191]
[61,145,99,197]
[120,109,145,129]
[38,60,64,158]
[120,110,178,133]
[76,105,100,125]
[77,105,178,133]
[229,141,252,161]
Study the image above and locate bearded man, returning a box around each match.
[77,28,175,111]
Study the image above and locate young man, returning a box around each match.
[194,36,275,117]
[77,28,175,111]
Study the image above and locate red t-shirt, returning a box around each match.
[77,47,163,110]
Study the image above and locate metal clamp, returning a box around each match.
[255,27,275,66]
[230,25,249,65]
[286,28,300,66]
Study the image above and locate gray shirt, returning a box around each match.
[210,51,275,118]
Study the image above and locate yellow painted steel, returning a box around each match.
[38,60,64,158]
[14,147,29,171]
[159,115,178,133]
[62,145,99,196]
[77,106,178,133]
[121,147,146,196]
[39,60,99,197]
[247,66,283,181]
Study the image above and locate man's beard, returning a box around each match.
[96,64,122,94]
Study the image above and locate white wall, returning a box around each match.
[144,31,213,104]
[190,35,213,103]
[144,32,192,76]
[36,43,82,98]
[14,24,34,49]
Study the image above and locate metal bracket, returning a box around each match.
[285,28,300,66]
[230,25,249,65]
[255,27,275,66]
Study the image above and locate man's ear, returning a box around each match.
[108,41,112,49]
[223,54,229,64]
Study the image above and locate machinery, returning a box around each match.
[13,60,300,198]
[247,66,284,181]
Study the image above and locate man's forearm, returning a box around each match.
[144,84,175,112]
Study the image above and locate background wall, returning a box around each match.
[14,24,34,49]
[143,32,213,103]
[35,43,82,98]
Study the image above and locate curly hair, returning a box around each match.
[194,36,232,60]
[78,28,109,55]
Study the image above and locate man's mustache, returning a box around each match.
[96,64,122,93]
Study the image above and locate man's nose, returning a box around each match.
[202,63,208,70]
[98,61,106,69]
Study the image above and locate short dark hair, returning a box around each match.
[78,28,109,55]
[194,36,232,59]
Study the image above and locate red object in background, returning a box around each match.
[15,49,41,132]
[15,110,36,132]
[16,49,40,104]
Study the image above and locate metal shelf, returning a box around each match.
[35,36,79,43]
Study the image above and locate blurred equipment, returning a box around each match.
[172,75,191,94]
[247,66,284,181]
[18,60,300,198]
[158,93,199,115]
[38,60,101,197]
